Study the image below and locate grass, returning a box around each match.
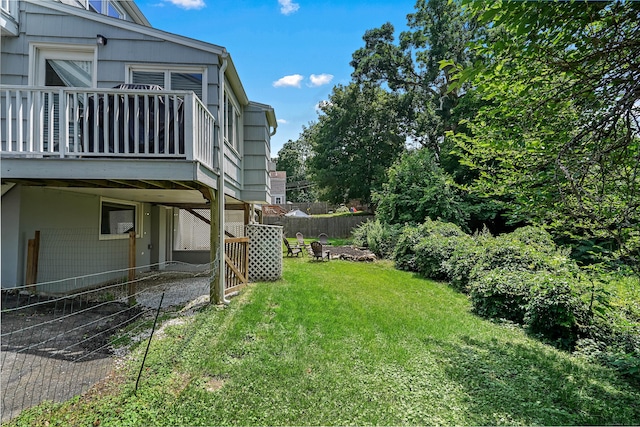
[9,258,640,426]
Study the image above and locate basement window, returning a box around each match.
[100,199,140,239]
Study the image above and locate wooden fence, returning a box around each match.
[224,237,249,295]
[263,215,374,239]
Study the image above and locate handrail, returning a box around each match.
[0,85,217,170]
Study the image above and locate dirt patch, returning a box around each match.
[325,246,376,262]
[0,273,210,423]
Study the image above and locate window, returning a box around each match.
[87,0,125,19]
[128,67,205,101]
[275,197,282,204]
[31,45,96,87]
[224,92,241,152]
[100,199,140,239]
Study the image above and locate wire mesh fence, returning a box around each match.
[1,262,213,423]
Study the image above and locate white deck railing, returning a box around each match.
[0,86,218,171]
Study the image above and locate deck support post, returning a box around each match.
[207,187,223,304]
[128,230,136,306]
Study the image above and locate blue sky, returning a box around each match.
[136,0,417,155]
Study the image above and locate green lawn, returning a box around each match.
[11,258,640,426]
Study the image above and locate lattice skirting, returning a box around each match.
[246,224,283,281]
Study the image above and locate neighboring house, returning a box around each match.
[269,171,287,205]
[1,0,277,300]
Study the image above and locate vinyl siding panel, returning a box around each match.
[8,2,221,112]
[242,103,271,203]
[3,186,152,291]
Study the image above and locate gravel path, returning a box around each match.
[1,274,211,423]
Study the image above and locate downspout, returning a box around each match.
[218,53,230,304]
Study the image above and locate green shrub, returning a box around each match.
[392,225,423,272]
[508,226,558,254]
[574,272,640,382]
[443,228,492,292]
[352,219,402,259]
[470,226,577,281]
[469,269,532,323]
[413,221,471,280]
[524,271,588,350]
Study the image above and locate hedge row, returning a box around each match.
[353,219,639,381]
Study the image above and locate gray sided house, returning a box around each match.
[1,0,278,299]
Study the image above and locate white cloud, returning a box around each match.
[273,74,304,88]
[277,119,289,124]
[164,0,205,10]
[309,73,334,87]
[278,0,300,15]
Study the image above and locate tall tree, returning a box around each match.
[350,0,480,158]
[306,83,405,205]
[276,135,314,202]
[452,0,640,269]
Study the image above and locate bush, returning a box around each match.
[392,225,423,272]
[443,228,492,292]
[413,221,471,280]
[469,269,532,323]
[470,226,578,281]
[524,271,588,350]
[574,272,640,382]
[352,219,402,259]
[469,269,589,350]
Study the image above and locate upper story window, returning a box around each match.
[224,92,241,152]
[86,0,126,19]
[1,0,19,36]
[127,66,206,102]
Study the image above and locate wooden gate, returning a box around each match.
[224,237,249,295]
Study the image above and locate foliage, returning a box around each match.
[373,148,470,228]
[275,136,315,202]
[351,0,481,155]
[450,0,640,273]
[350,0,506,233]
[352,219,402,259]
[524,272,588,351]
[413,220,470,280]
[470,226,578,281]
[469,269,532,324]
[392,224,425,272]
[306,83,405,204]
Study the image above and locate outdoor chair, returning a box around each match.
[318,233,331,245]
[296,232,308,250]
[310,241,330,261]
[283,237,303,257]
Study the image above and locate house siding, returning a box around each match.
[242,103,272,203]
[1,186,152,290]
[0,0,249,197]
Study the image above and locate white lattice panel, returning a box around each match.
[246,224,283,281]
